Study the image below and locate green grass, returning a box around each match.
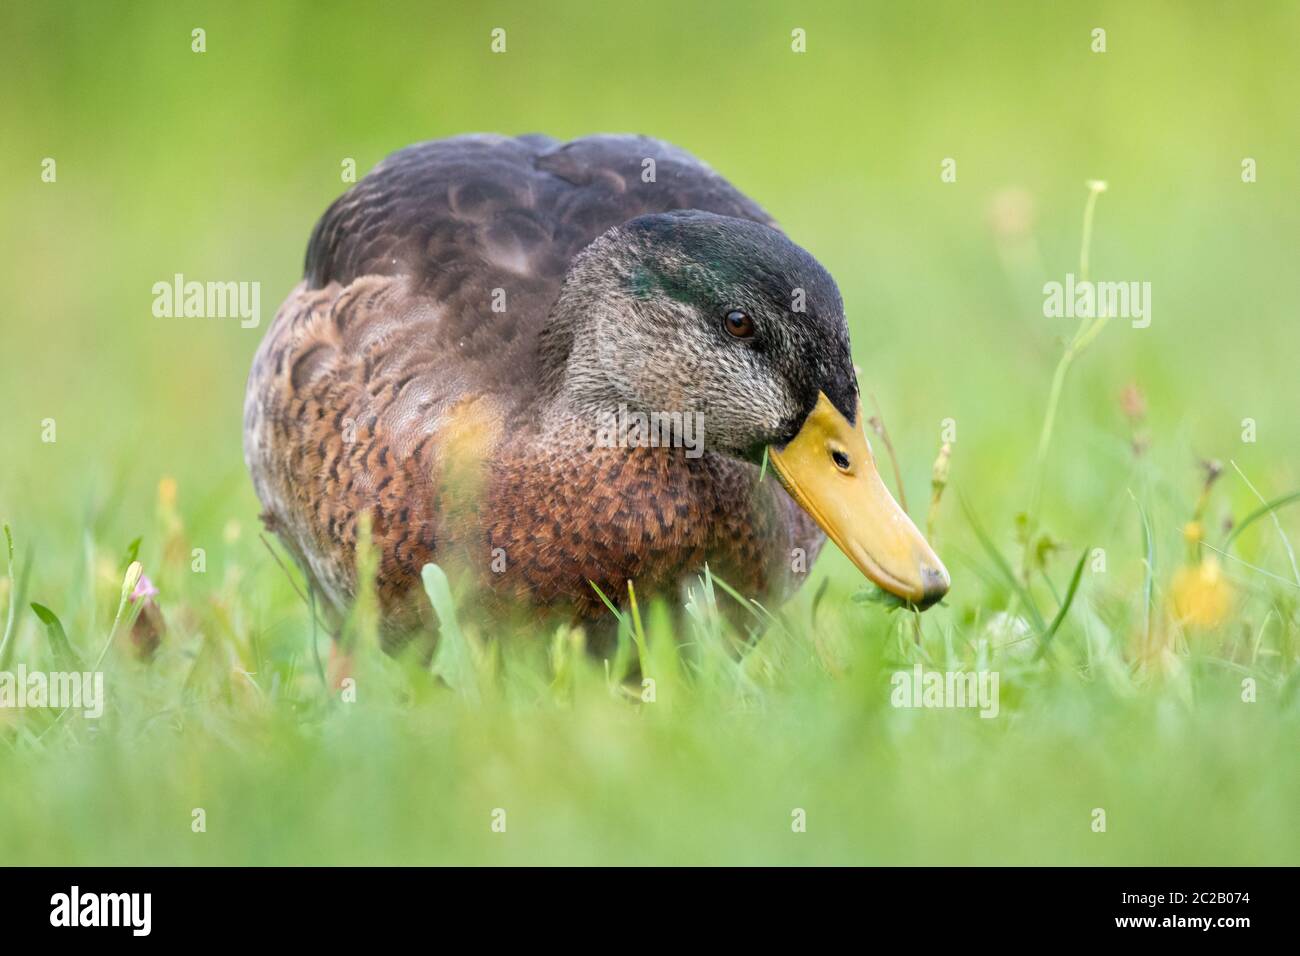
[2,0,1299,865]
[1,538,1297,865]
[2,395,1297,864]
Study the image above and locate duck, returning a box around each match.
[243,133,949,647]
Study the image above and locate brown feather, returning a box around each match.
[244,134,823,640]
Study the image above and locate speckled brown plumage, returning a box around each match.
[482,420,817,621]
[243,133,827,642]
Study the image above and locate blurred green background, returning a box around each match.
[4,0,1298,562]
[1,1,1298,865]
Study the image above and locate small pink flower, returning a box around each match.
[129,573,165,660]
[131,573,159,603]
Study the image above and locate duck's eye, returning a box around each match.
[831,449,851,471]
[723,309,754,338]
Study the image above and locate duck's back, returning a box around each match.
[309,134,772,289]
[244,134,774,618]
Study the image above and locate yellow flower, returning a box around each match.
[1169,556,1232,630]
[157,476,178,510]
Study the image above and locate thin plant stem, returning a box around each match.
[868,393,908,514]
[1229,460,1300,587]
[1024,181,1109,560]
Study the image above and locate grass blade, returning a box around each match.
[959,492,1045,632]
[1223,487,1300,557]
[1033,548,1089,661]
[588,580,626,624]
[625,579,649,665]
[1130,491,1155,648]
[122,536,141,570]
[0,525,16,668]
[709,572,770,624]
[421,563,479,702]
[31,602,84,670]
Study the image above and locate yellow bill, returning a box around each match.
[769,392,950,609]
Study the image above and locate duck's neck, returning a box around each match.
[536,312,630,433]
[536,226,646,425]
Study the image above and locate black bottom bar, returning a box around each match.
[0,866,1283,940]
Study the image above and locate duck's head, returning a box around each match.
[543,210,950,609]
